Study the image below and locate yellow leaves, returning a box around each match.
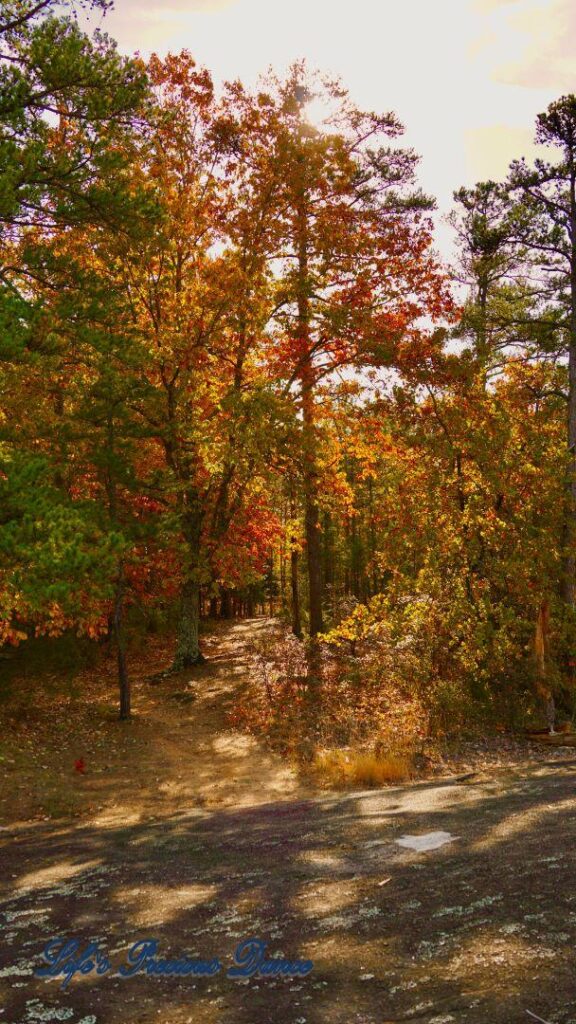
[0,623,27,647]
[284,518,304,553]
[319,598,389,650]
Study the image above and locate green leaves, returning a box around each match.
[0,12,149,236]
[0,451,123,634]
[0,3,157,650]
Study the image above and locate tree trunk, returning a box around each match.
[344,516,351,595]
[173,495,205,669]
[323,511,335,618]
[535,599,555,733]
[103,414,130,717]
[561,165,576,700]
[302,398,324,637]
[303,486,323,684]
[296,175,323,638]
[565,171,576,610]
[350,512,361,599]
[280,504,287,612]
[477,273,489,374]
[368,477,378,597]
[292,122,323,693]
[220,588,232,619]
[291,540,302,638]
[114,567,130,720]
[565,341,576,608]
[174,575,204,668]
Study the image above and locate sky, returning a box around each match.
[87,0,576,258]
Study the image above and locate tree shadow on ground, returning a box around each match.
[1,761,576,1024]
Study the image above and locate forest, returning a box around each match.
[2,0,576,772]
[5,3,576,1024]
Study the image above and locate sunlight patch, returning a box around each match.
[16,860,102,892]
[114,883,218,926]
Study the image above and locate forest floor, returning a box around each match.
[1,618,576,1024]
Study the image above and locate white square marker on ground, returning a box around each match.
[395,831,459,852]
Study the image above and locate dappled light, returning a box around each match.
[113,883,219,928]
[3,753,576,1022]
[16,860,103,894]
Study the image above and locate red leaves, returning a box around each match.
[212,496,282,587]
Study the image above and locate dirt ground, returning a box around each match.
[1,618,576,1024]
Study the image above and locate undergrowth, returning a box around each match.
[229,623,429,786]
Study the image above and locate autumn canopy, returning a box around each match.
[2,0,576,745]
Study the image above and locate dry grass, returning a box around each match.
[313,748,413,789]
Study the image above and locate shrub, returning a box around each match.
[313,748,413,789]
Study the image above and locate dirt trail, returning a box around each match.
[2,618,576,1024]
[84,617,306,828]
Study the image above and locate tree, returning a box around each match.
[505,96,576,644]
[0,2,147,237]
[93,53,286,669]
[0,0,153,715]
[222,64,455,650]
[451,181,536,375]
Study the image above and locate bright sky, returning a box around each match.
[91,0,575,258]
